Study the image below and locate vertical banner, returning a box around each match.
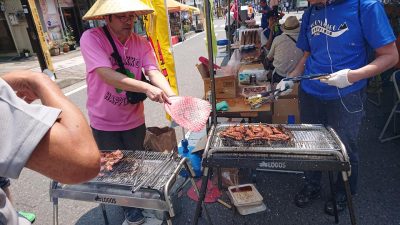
[142,0,178,95]
[204,0,217,59]
[27,0,54,72]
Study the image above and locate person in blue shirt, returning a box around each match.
[277,0,398,215]
[259,0,271,30]
[259,0,272,40]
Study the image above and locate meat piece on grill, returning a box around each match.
[268,133,290,141]
[262,126,274,135]
[100,150,124,173]
[249,125,263,133]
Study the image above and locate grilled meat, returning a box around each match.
[219,124,290,142]
[100,150,124,173]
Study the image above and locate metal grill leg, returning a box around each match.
[100,204,109,225]
[165,212,173,225]
[328,172,339,223]
[342,171,356,225]
[52,198,58,225]
[192,167,213,225]
[217,168,222,190]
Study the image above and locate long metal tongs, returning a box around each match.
[132,151,146,190]
[283,73,330,82]
[132,153,174,192]
[246,88,287,109]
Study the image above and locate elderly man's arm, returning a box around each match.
[2,71,100,184]
[146,70,176,97]
[96,67,174,103]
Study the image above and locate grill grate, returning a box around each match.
[90,151,179,190]
[211,124,340,151]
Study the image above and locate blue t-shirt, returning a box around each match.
[296,0,396,100]
[261,5,271,29]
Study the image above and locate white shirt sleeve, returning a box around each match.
[0,78,61,179]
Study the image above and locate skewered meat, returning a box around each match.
[100,150,124,173]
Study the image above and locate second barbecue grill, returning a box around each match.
[193,124,357,225]
[50,151,196,225]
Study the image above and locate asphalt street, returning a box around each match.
[3,13,400,225]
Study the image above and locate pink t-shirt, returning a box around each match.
[80,27,159,131]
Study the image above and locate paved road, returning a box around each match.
[4,13,400,225]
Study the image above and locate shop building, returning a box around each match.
[0,0,32,57]
[0,0,93,58]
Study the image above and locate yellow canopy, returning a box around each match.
[166,0,200,13]
[188,5,200,14]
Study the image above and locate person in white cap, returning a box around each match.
[266,16,302,83]
[80,0,176,224]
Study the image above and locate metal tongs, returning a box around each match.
[283,73,330,82]
[246,88,288,109]
[132,152,174,192]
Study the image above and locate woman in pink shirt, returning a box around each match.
[80,0,176,224]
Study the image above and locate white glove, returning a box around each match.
[276,80,294,96]
[320,69,352,88]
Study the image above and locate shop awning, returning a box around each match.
[188,5,201,14]
[167,0,200,13]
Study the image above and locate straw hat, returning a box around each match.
[83,0,154,20]
[281,16,300,33]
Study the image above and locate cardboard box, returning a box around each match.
[202,75,237,99]
[239,63,264,73]
[197,63,237,99]
[272,98,300,124]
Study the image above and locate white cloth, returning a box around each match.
[267,32,302,76]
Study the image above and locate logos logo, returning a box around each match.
[258,161,286,169]
[95,195,117,204]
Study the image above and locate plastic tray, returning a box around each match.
[236,202,267,215]
[227,184,263,207]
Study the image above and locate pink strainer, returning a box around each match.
[165,96,211,131]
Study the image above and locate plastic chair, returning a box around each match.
[379,69,400,143]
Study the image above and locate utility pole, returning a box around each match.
[20,0,55,74]
[193,0,198,29]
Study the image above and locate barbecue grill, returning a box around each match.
[193,124,357,225]
[50,150,196,225]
